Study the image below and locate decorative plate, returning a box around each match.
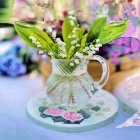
[26,89,118,132]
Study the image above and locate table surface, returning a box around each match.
[0,75,139,140]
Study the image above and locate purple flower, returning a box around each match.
[113,38,130,47]
[112,57,120,64]
[112,50,121,57]
[81,23,89,29]
[123,47,131,54]
[0,55,26,77]
[130,53,137,60]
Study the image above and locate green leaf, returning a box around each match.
[67,28,85,59]
[64,120,83,124]
[79,33,88,52]
[52,116,65,123]
[76,28,85,39]
[58,106,67,110]
[39,106,48,113]
[86,17,107,43]
[49,44,61,58]
[40,113,48,118]
[99,19,128,44]
[62,16,78,50]
[91,106,101,112]
[77,110,91,119]
[14,22,54,51]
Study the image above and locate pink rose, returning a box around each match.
[43,108,65,117]
[62,112,83,122]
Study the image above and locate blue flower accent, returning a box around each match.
[0,55,26,77]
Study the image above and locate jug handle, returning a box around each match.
[88,55,109,92]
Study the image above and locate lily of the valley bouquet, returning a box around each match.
[14,11,128,66]
[13,11,129,125]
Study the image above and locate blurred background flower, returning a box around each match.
[0,55,26,77]
[0,0,140,77]
[0,33,40,77]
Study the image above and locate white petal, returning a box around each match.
[47,27,52,33]
[61,42,66,46]
[37,45,42,48]
[83,49,86,52]
[48,52,53,56]
[78,54,84,59]
[95,44,102,48]
[60,53,66,58]
[52,31,56,38]
[72,17,76,20]
[72,30,76,33]
[68,35,72,39]
[94,48,99,51]
[76,44,80,47]
[71,41,74,45]
[76,38,80,41]
[85,47,89,51]
[74,28,78,30]
[71,46,75,50]
[32,40,37,44]
[75,52,80,56]
[87,50,91,54]
[69,16,73,19]
[96,39,100,43]
[29,36,33,40]
[68,11,75,15]
[36,42,41,45]
[42,55,47,58]
[90,44,94,48]
[70,63,74,66]
[70,23,74,26]
[56,38,61,42]
[70,20,74,23]
[39,51,44,54]
[74,59,80,64]
[72,35,76,38]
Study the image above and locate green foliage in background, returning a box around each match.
[0,0,14,24]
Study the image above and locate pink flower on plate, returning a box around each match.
[43,108,65,117]
[62,112,83,122]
